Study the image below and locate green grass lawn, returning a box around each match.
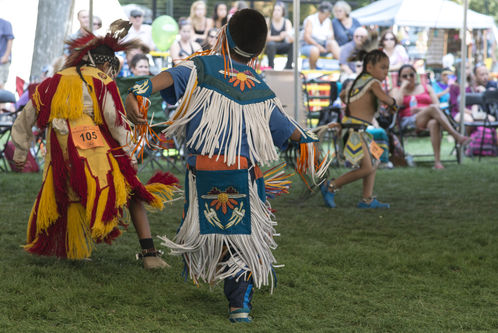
[1,137,498,332]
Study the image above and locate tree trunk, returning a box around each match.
[30,0,73,81]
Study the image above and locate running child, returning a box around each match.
[321,49,397,208]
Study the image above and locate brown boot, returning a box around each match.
[137,249,170,269]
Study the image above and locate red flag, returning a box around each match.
[16,76,25,97]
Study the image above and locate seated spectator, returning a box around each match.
[124,9,155,51]
[390,64,470,169]
[265,1,293,70]
[188,1,211,45]
[432,68,453,104]
[169,21,202,66]
[379,30,408,71]
[210,2,228,29]
[339,26,367,74]
[449,66,495,123]
[473,63,497,92]
[301,1,340,69]
[202,28,219,51]
[228,1,249,20]
[130,54,151,76]
[117,43,150,78]
[332,1,361,47]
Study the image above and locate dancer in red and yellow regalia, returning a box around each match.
[11,20,178,268]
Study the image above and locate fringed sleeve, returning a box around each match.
[11,100,37,163]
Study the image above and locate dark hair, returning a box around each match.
[76,44,118,90]
[228,9,267,62]
[318,1,333,13]
[213,2,228,27]
[272,1,286,18]
[202,28,219,50]
[178,19,192,30]
[130,54,149,69]
[345,49,389,116]
[379,30,398,46]
[397,64,417,86]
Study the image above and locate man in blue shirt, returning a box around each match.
[0,18,14,89]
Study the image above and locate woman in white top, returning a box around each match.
[379,30,409,71]
[301,1,340,69]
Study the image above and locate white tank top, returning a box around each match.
[307,13,332,42]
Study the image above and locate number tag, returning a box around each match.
[369,140,384,161]
[72,125,105,149]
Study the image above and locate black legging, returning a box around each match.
[265,41,293,69]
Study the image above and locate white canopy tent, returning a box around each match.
[350,0,498,42]
[350,0,497,160]
[351,0,496,30]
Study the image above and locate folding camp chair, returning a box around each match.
[464,90,498,160]
[0,90,17,171]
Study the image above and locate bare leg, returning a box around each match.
[128,195,168,269]
[416,106,468,143]
[427,119,443,168]
[362,166,377,199]
[327,39,341,59]
[309,46,319,69]
[128,196,151,239]
[332,139,375,189]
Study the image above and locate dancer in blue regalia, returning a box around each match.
[125,9,329,323]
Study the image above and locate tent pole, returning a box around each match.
[293,0,300,122]
[89,0,93,33]
[458,0,468,162]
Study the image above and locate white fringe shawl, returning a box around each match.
[158,170,279,290]
[162,61,307,168]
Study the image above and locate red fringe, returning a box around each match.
[67,127,88,207]
[35,75,61,129]
[147,171,179,186]
[50,129,69,213]
[101,172,117,223]
[25,210,69,258]
[27,188,43,243]
[98,227,122,245]
[27,82,40,100]
[107,81,127,128]
[99,115,156,203]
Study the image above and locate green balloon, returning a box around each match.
[151,16,179,51]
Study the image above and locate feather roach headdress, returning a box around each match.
[64,19,142,73]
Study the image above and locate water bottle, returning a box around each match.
[409,95,417,109]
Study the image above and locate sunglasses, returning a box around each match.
[401,73,416,79]
[132,15,142,18]
[384,37,395,41]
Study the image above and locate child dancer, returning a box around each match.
[126,9,327,322]
[11,21,178,268]
[321,49,397,208]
